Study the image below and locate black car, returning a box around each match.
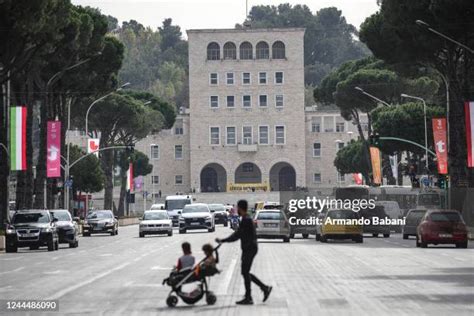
[82,210,119,236]
[50,210,79,248]
[208,204,228,226]
[5,210,59,252]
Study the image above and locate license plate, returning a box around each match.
[22,233,36,237]
[439,233,452,238]
[190,222,200,226]
[264,223,278,228]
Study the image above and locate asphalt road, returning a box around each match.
[1,224,473,316]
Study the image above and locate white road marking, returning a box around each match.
[217,258,237,295]
[0,267,24,275]
[150,266,170,270]
[99,253,113,257]
[0,256,21,261]
[44,270,61,275]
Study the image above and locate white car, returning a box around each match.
[254,209,291,243]
[179,203,215,234]
[139,211,173,237]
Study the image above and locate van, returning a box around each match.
[165,195,193,226]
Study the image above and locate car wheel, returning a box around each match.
[302,233,309,239]
[283,237,290,243]
[166,295,178,307]
[139,232,145,238]
[372,233,378,238]
[208,228,213,233]
[179,229,186,234]
[69,240,78,248]
[47,239,55,251]
[116,228,118,235]
[355,236,363,243]
[168,230,173,237]
[6,244,17,253]
[223,221,228,227]
[383,234,390,238]
[289,233,295,239]
[420,237,428,248]
[320,235,327,243]
[403,234,408,240]
[416,236,421,247]
[315,234,320,241]
[55,240,59,250]
[456,241,468,248]
[83,232,90,237]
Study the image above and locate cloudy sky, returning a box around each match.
[72,0,379,35]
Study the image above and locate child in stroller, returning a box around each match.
[162,243,221,307]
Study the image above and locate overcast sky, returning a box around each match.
[72,0,379,36]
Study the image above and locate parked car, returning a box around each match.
[50,210,79,248]
[150,203,165,210]
[375,201,403,232]
[82,210,118,236]
[139,210,173,237]
[179,203,215,234]
[254,209,291,242]
[208,204,228,226]
[316,209,363,243]
[359,205,390,238]
[5,210,59,252]
[416,209,468,248]
[402,209,427,239]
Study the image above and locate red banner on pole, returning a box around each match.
[465,101,474,167]
[126,162,134,192]
[47,121,61,178]
[432,118,448,174]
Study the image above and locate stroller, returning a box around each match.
[162,244,221,307]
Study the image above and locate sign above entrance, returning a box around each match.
[227,182,270,192]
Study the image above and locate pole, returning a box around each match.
[422,99,429,172]
[65,98,72,211]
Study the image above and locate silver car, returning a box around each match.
[402,209,427,239]
[254,209,290,243]
[139,211,173,237]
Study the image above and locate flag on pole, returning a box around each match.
[432,118,448,174]
[370,146,382,185]
[465,101,474,167]
[10,106,27,171]
[389,155,398,179]
[126,162,134,192]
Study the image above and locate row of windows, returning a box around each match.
[311,122,347,133]
[313,173,345,183]
[210,94,284,108]
[207,41,285,60]
[210,125,286,146]
[150,145,183,160]
[151,175,184,185]
[312,142,345,157]
[210,71,283,85]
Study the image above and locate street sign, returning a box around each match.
[422,177,430,187]
[65,179,73,189]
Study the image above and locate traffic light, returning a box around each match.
[369,133,380,147]
[438,175,449,189]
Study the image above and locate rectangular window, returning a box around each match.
[259,72,267,84]
[242,72,251,84]
[275,126,285,144]
[175,127,184,135]
[226,126,236,145]
[210,73,218,85]
[259,95,267,107]
[174,145,183,159]
[151,175,160,185]
[259,126,269,144]
[226,72,234,85]
[336,122,345,132]
[242,126,253,145]
[175,175,183,185]
[150,145,159,159]
[242,95,251,107]
[226,95,235,107]
[311,123,320,133]
[210,95,219,108]
[337,142,345,150]
[338,173,346,182]
[313,143,321,157]
[275,71,284,84]
[210,127,220,145]
[313,173,321,183]
[275,95,284,107]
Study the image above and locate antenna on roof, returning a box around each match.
[243,0,251,28]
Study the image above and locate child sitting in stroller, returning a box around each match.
[176,242,195,272]
[163,243,221,307]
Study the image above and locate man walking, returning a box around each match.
[216,199,272,305]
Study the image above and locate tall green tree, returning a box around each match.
[69,145,104,194]
[334,140,371,183]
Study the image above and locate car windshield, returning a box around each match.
[257,211,282,220]
[208,204,226,212]
[418,194,440,206]
[263,204,283,210]
[327,210,358,219]
[13,212,50,224]
[183,205,209,213]
[406,210,427,224]
[360,206,386,218]
[51,211,71,221]
[166,199,191,210]
[144,212,169,220]
[430,212,461,222]
[87,211,112,219]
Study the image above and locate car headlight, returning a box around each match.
[6,228,16,234]
[205,216,212,221]
[42,227,52,233]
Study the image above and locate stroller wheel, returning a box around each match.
[166,295,178,307]
[206,292,217,305]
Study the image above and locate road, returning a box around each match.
[1,224,473,316]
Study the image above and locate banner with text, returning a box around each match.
[432,118,448,174]
[47,120,61,178]
[370,146,382,185]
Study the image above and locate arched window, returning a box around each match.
[272,41,286,59]
[256,41,269,59]
[239,42,253,60]
[223,42,237,60]
[207,42,220,60]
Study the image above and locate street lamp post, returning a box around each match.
[355,86,391,107]
[416,20,474,54]
[84,82,130,137]
[401,94,429,173]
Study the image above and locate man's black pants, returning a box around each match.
[241,248,266,299]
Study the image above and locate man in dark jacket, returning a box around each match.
[216,199,272,305]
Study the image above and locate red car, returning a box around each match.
[416,210,468,248]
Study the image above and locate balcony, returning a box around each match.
[238,143,258,152]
